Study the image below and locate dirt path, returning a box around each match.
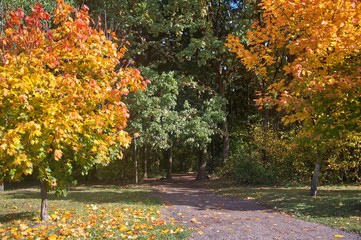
[144,174,361,240]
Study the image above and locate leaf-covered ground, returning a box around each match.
[0,185,189,239]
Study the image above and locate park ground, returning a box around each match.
[0,174,360,239]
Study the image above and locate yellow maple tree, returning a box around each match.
[0,0,145,219]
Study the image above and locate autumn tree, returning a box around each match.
[0,1,145,220]
[227,0,360,195]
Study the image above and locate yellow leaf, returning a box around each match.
[48,234,57,240]
[198,230,204,235]
[175,227,184,233]
[334,234,344,238]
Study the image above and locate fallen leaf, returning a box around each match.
[48,234,57,240]
[334,234,344,238]
[190,218,202,224]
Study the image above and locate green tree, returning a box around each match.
[127,69,180,180]
[84,0,257,179]
[0,0,78,14]
[126,68,224,180]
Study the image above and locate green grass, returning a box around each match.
[214,183,361,234]
[0,184,190,239]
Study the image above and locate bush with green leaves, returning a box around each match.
[220,124,311,184]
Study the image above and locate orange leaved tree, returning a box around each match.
[0,0,145,220]
[226,0,360,196]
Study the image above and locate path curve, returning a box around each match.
[144,174,361,240]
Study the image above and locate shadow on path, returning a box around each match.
[143,173,361,240]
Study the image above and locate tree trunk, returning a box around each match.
[133,137,138,184]
[209,139,216,174]
[222,120,230,160]
[310,147,321,196]
[166,140,173,181]
[143,147,148,179]
[215,60,230,161]
[40,181,50,221]
[261,78,269,163]
[196,147,208,181]
[0,181,4,191]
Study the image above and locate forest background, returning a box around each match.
[0,0,359,196]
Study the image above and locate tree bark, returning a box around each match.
[310,147,321,196]
[209,139,216,174]
[215,60,230,161]
[261,78,269,163]
[222,120,230,160]
[133,137,138,184]
[166,139,173,181]
[143,147,148,179]
[196,147,208,181]
[40,181,50,221]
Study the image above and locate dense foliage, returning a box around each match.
[1,0,359,195]
[226,0,360,190]
[0,1,145,194]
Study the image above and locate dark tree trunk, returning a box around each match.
[261,78,269,163]
[40,181,50,221]
[209,139,216,174]
[215,60,230,161]
[222,120,230,160]
[310,147,321,196]
[166,140,173,181]
[133,137,139,184]
[196,147,208,181]
[143,147,148,179]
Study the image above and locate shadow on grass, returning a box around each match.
[8,189,160,205]
[219,187,361,218]
[0,211,35,223]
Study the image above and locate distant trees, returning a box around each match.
[84,0,256,180]
[1,0,358,195]
[126,68,224,180]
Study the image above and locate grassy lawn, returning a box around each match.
[215,183,361,234]
[0,184,189,239]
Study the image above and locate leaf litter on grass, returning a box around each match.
[0,205,187,239]
[0,186,189,240]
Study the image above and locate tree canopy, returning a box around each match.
[0,0,359,203]
[227,0,361,141]
[0,0,145,193]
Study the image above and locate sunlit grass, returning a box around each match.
[0,185,190,239]
[215,183,361,234]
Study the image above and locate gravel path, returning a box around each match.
[144,174,361,240]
